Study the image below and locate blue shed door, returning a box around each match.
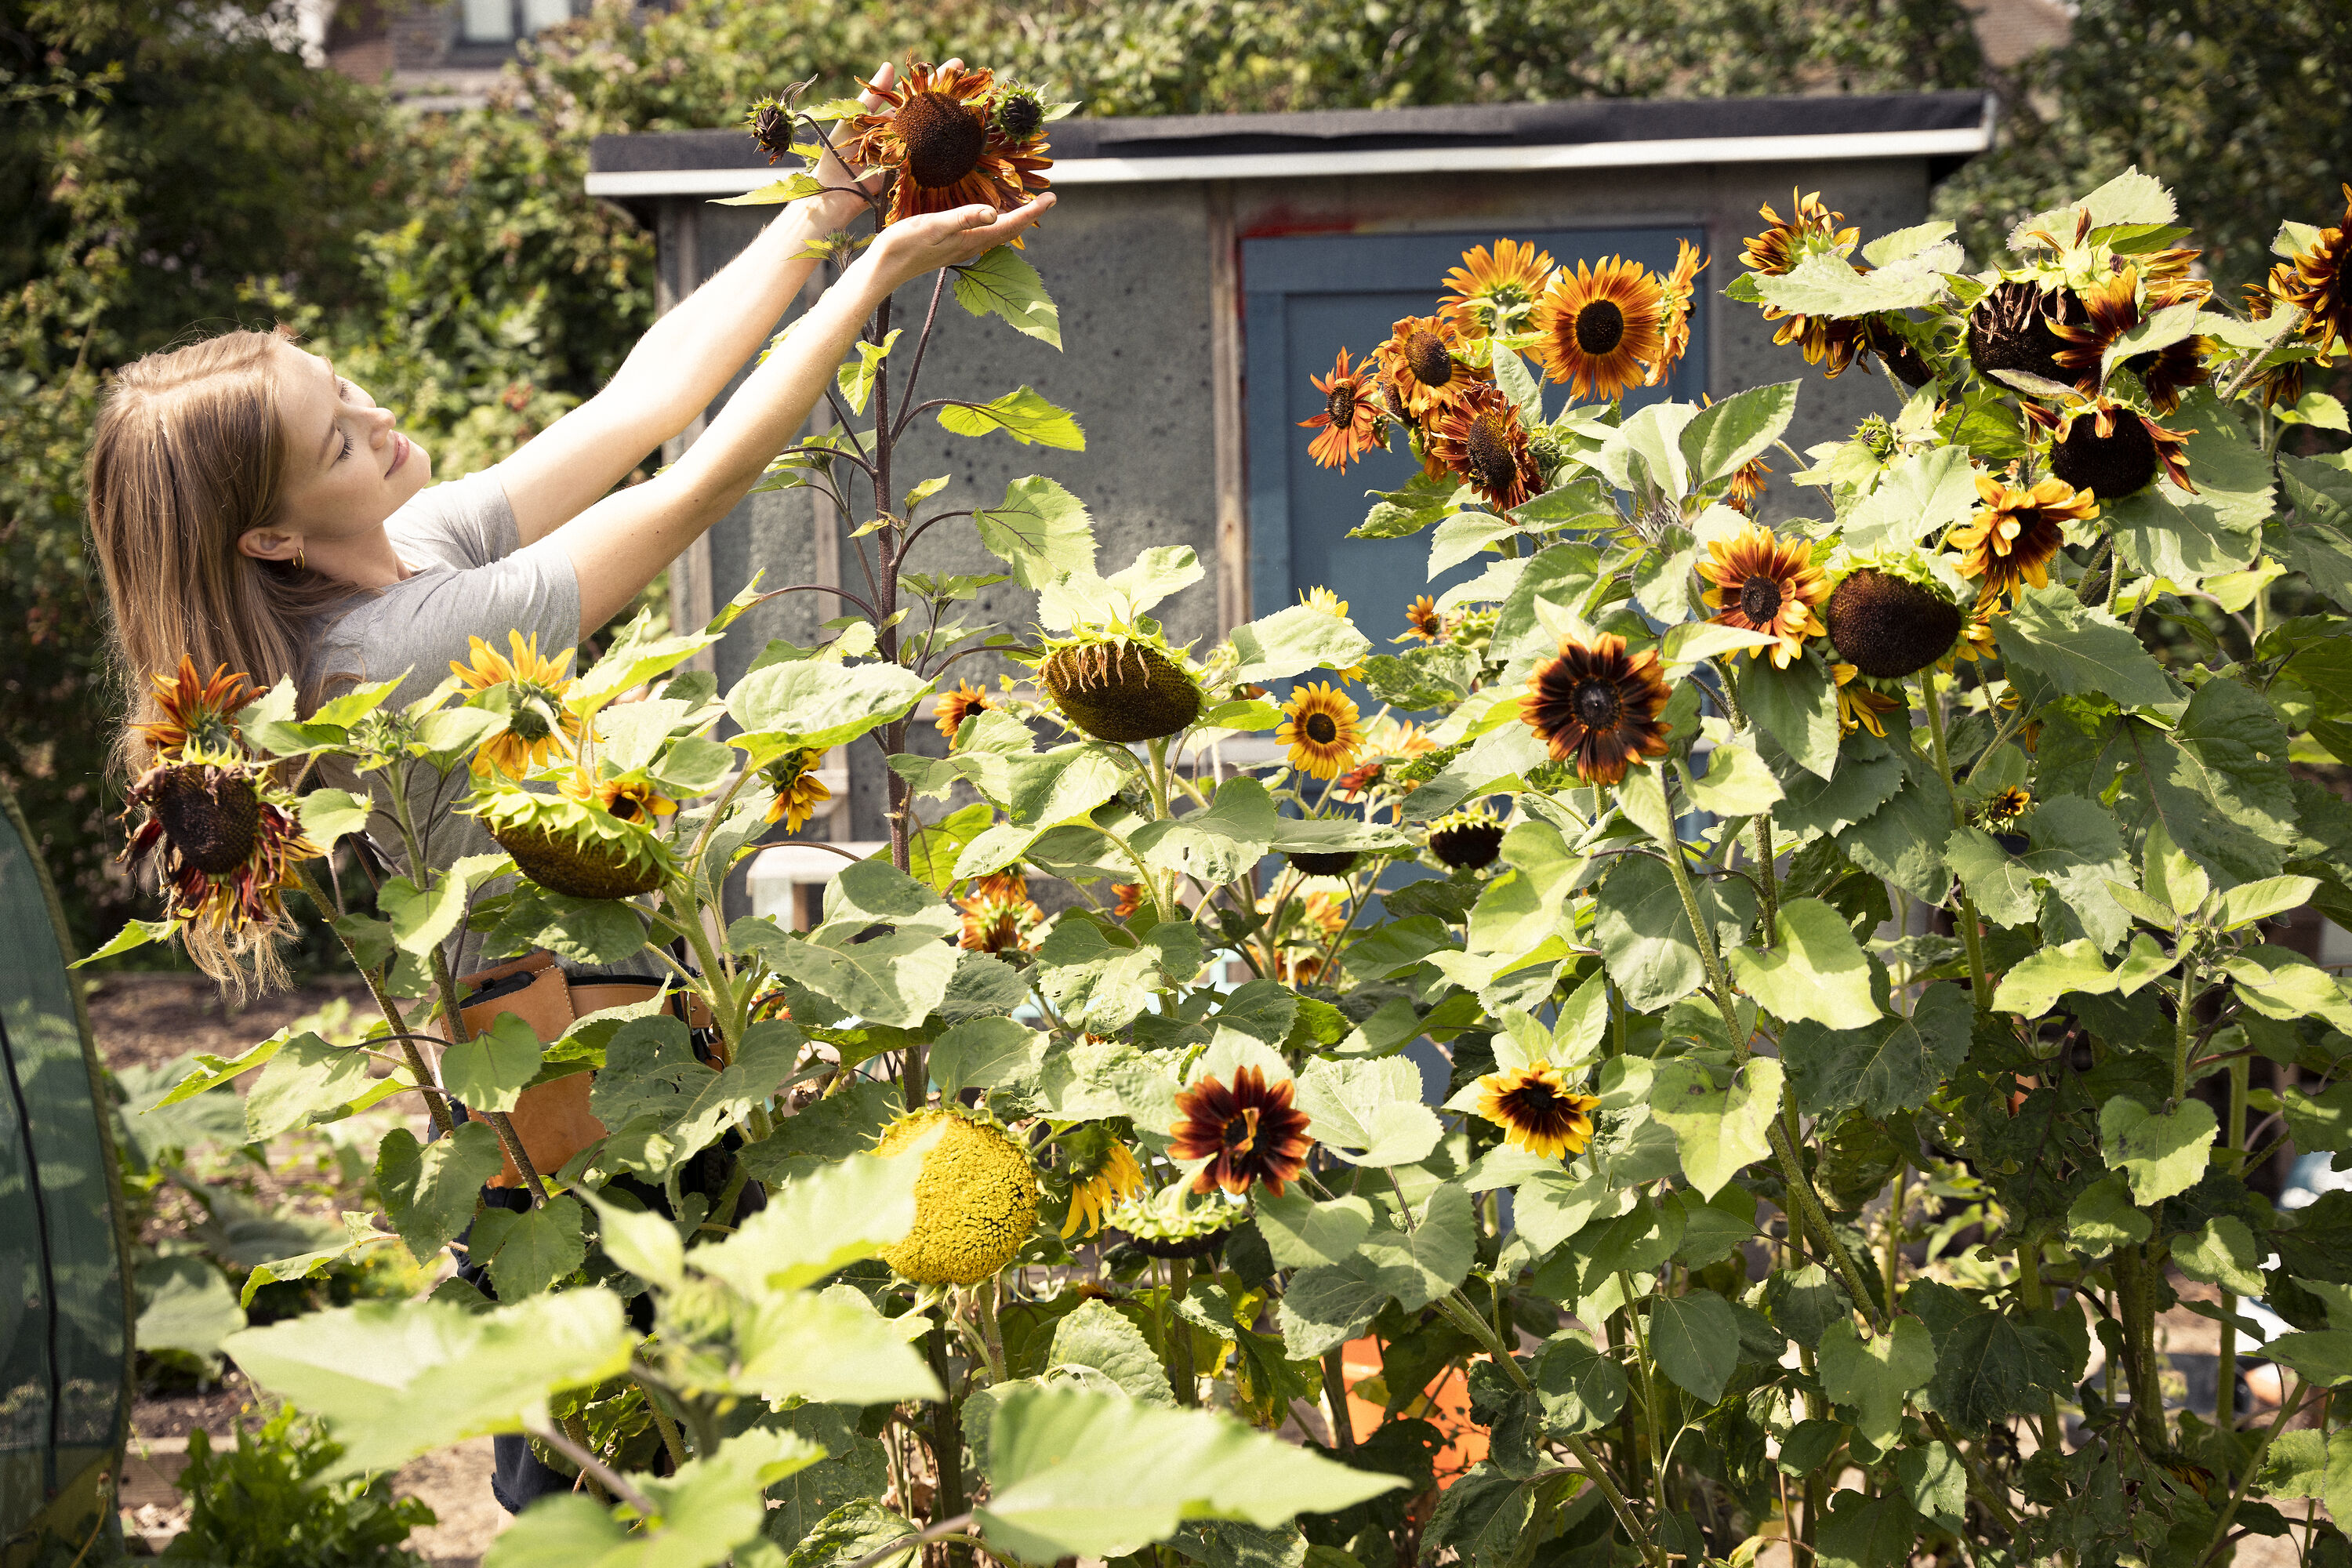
[1243,227,1708,644]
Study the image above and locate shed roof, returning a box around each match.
[586,89,1994,198]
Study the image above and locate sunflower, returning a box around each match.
[450,631,582,779]
[2278,184,2352,361]
[1437,238,1555,338]
[2048,265,2143,393]
[2030,396,2194,499]
[1168,1066,1314,1198]
[1966,279,2085,394]
[745,96,794,163]
[1650,239,1708,387]
[1300,347,1389,470]
[136,658,253,763]
[1832,664,1903,739]
[1825,568,1965,680]
[123,758,320,940]
[876,1109,1039,1285]
[837,60,1051,238]
[1037,632,1203,742]
[1399,593,1447,644]
[594,776,677,825]
[1374,314,1489,421]
[1980,786,2033,829]
[959,875,1044,953]
[762,749,833,833]
[1425,383,1545,511]
[1532,258,1666,401]
[1726,451,1772,514]
[1741,189,1858,277]
[989,82,1051,146]
[1948,475,2097,598]
[1300,586,1367,679]
[1520,633,1672,786]
[1947,592,2003,668]
[2127,334,2212,416]
[1427,811,1505,870]
[1279,682,1363,780]
[2244,269,2310,408]
[1060,1138,1149,1240]
[474,770,675,901]
[934,681,996,745]
[2137,245,2212,310]
[1698,524,1829,668]
[1475,1062,1600,1160]
[1110,882,1145,918]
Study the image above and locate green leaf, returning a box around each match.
[974,1385,1403,1561]
[1739,657,1839,779]
[1817,1317,1934,1450]
[70,915,181,967]
[938,387,1085,449]
[223,1289,635,1475]
[1252,1190,1376,1269]
[1595,401,1697,498]
[1682,741,1783,817]
[2267,1330,2352,1388]
[2216,875,2319,931]
[2002,585,2177,709]
[377,852,510,958]
[441,1013,543,1115]
[1927,1310,2072,1432]
[689,1145,924,1295]
[136,1256,245,1364]
[728,660,933,756]
[1682,381,1798,485]
[2099,1095,2217,1205]
[237,1213,399,1308]
[1944,827,2039,928]
[2066,1171,2152,1256]
[2258,1429,2352,1522]
[929,1016,1045,1103]
[579,1189,684,1293]
[1294,1059,1443,1169]
[1227,605,1373,688]
[974,475,1096,590]
[1780,983,1973,1120]
[953,246,1062,349]
[469,1195,587,1300]
[1992,935,2170,1017]
[1035,920,1203,1034]
[2284,1080,2352,1153]
[590,1017,811,1171]
[1595,853,1755,1011]
[245,1030,374,1142]
[1532,1333,1628,1436]
[1727,899,1880,1030]
[773,1498,916,1568]
[715,172,828,205]
[835,327,902,415]
[2173,1216,2267,1296]
[1842,445,1979,554]
[297,788,373,851]
[487,1427,826,1568]
[1134,779,1279,887]
[1048,1299,1174,1403]
[149,1030,287,1108]
[378,1123,504,1258]
[1646,1291,1740,1405]
[1648,1057,1783,1199]
[735,900,961,1033]
[1813,1490,1919,1568]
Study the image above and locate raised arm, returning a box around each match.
[495,66,898,544]
[531,193,1054,638]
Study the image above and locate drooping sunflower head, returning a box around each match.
[1035,630,1204,743]
[2038,397,2192,500]
[1286,848,1361,879]
[2278,183,2352,361]
[839,60,1051,236]
[1056,1131,1149,1240]
[473,772,677,901]
[1831,662,1904,738]
[1101,1183,1246,1258]
[122,759,320,946]
[1301,347,1390,471]
[876,1109,1040,1285]
[1278,681,1364,780]
[1438,238,1556,337]
[1426,810,1505,871]
[1965,278,2085,394]
[934,681,996,745]
[451,630,582,779]
[1651,239,1708,387]
[1824,560,1966,680]
[1532,258,1667,403]
[136,658,256,765]
[1980,785,2034,829]
[2124,332,2211,416]
[1520,633,1673,786]
[1475,1062,1600,1160]
[1168,1065,1314,1199]
[1948,474,2097,598]
[1375,314,1488,421]
[761,748,833,833]
[1699,523,1829,669]
[1427,383,1545,512]
[1741,189,1859,277]
[1726,449,1773,514]
[1399,593,1447,644]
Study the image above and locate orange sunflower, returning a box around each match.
[1399,593,1447,644]
[1650,239,1708,387]
[1947,475,2098,598]
[136,658,254,763]
[1699,523,1829,668]
[762,749,833,833]
[2278,183,2352,361]
[1424,383,1545,511]
[959,873,1044,953]
[450,631,582,779]
[1300,347,1388,470]
[934,681,995,744]
[1375,313,1490,422]
[1742,191,1861,373]
[1532,257,1666,402]
[1520,633,1673,785]
[1437,238,1555,338]
[837,60,1051,237]
[1832,663,1902,739]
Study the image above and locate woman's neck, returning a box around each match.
[308,526,411,590]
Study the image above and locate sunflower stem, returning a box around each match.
[973,1277,1008,1387]
[293,862,456,1138]
[430,947,551,1207]
[1751,815,1780,931]
[1918,671,1993,1018]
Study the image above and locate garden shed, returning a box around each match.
[584,89,1993,893]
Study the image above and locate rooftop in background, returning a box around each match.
[588,89,1996,198]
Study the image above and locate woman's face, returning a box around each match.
[260,343,432,551]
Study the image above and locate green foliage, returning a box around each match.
[164,1404,434,1568]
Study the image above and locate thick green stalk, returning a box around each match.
[2015,1227,2065,1450]
[1751,815,1780,931]
[2172,957,2202,1104]
[292,862,456,1137]
[2219,1054,2249,1413]
[1918,673,1992,1014]
[1882,1164,1905,1321]
[1165,1258,1196,1406]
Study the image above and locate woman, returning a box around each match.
[88,63,1051,991]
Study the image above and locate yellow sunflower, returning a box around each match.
[934,681,996,745]
[1698,523,1829,669]
[590,775,677,824]
[1650,239,1708,387]
[838,60,1051,239]
[1301,347,1389,470]
[1947,476,2097,599]
[1061,1139,1149,1239]
[1947,593,2003,668]
[1399,593,1447,644]
[1475,1062,1600,1160]
[1981,786,2033,829]
[762,749,832,833]
[450,630,582,779]
[1437,238,1555,338]
[1832,663,1902,739]
[1425,383,1546,511]
[1374,313,1490,422]
[1279,682,1364,779]
[1741,189,1858,277]
[1532,257,1666,402]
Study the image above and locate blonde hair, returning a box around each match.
[87,327,365,990]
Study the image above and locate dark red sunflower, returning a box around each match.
[1299,347,1389,470]
[838,60,1051,238]
[2279,183,2352,362]
[1519,633,1673,786]
[1424,383,1544,510]
[1169,1065,1314,1198]
[123,760,319,941]
[2027,397,2194,499]
[1374,313,1490,423]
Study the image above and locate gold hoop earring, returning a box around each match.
[293,547,306,572]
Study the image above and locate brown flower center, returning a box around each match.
[1304,711,1339,746]
[1465,412,1519,495]
[994,93,1044,143]
[1327,383,1358,426]
[1573,678,1622,730]
[1499,1079,1581,1138]
[1573,299,1627,355]
[1222,1106,1261,1154]
[153,767,262,876]
[897,90,987,189]
[1404,329,1454,388]
[608,792,641,821]
[1740,576,1786,625]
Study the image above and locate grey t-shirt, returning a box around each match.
[307,467,582,979]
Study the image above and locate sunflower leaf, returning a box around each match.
[1227,604,1372,688]
[715,172,829,205]
[1682,380,1798,485]
[1726,899,1880,1031]
[1294,1058,1442,1168]
[954,245,1063,350]
[1649,1056,1783,1199]
[835,327,902,416]
[938,387,1086,450]
[975,475,1097,590]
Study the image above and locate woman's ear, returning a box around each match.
[237,526,304,564]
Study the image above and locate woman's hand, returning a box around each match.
[862,194,1058,295]
[800,60,896,235]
